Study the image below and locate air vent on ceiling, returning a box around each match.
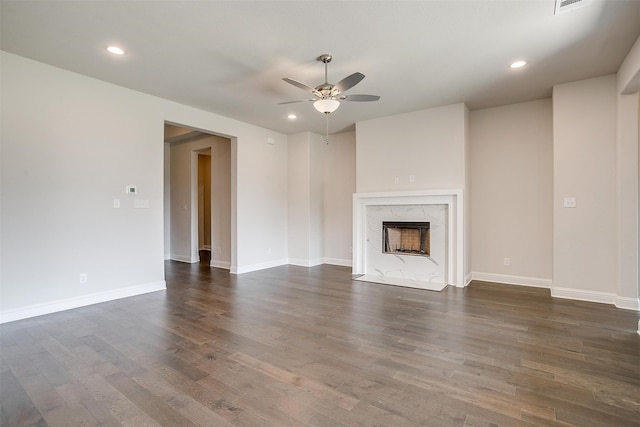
[555,0,591,15]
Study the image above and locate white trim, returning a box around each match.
[353,189,464,287]
[323,258,352,267]
[470,274,639,311]
[615,296,640,311]
[232,258,288,274]
[171,254,198,263]
[551,287,617,306]
[464,272,473,286]
[552,287,640,310]
[211,260,231,270]
[288,258,324,267]
[0,281,166,324]
[471,272,552,288]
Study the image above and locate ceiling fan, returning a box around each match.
[279,54,380,115]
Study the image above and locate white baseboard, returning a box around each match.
[231,258,288,274]
[551,287,616,305]
[615,296,640,311]
[551,287,639,311]
[468,273,639,311]
[211,260,231,270]
[0,280,167,324]
[471,272,552,288]
[464,273,473,287]
[288,258,324,267]
[323,258,352,267]
[171,254,198,263]
[231,258,351,274]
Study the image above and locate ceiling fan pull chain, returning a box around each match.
[325,112,329,144]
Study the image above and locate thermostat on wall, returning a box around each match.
[126,185,137,195]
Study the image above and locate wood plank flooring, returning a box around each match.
[1,261,639,426]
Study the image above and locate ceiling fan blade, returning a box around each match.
[334,72,365,92]
[340,94,380,102]
[277,99,315,105]
[283,78,321,96]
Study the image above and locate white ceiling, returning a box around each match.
[2,0,640,136]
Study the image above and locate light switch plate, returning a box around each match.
[134,199,149,209]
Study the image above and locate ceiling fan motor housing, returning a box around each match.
[318,54,332,64]
[316,83,339,99]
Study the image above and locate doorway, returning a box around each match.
[197,149,212,265]
[164,123,232,269]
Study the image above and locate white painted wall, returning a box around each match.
[164,142,171,259]
[309,133,325,263]
[616,93,639,305]
[355,103,469,280]
[463,106,471,282]
[1,52,166,319]
[469,99,553,286]
[618,35,640,95]
[616,34,640,309]
[169,138,195,262]
[0,51,288,320]
[287,132,325,266]
[288,133,311,263]
[552,75,619,301]
[323,131,356,265]
[168,134,231,268]
[210,138,232,269]
[355,103,467,193]
[616,93,640,306]
[232,128,288,272]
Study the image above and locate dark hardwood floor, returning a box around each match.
[1,262,639,426]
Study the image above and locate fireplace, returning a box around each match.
[383,221,430,256]
[352,190,464,290]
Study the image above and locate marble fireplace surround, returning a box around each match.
[353,190,464,289]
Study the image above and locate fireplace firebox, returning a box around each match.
[383,221,430,256]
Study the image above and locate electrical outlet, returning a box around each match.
[79,273,88,284]
[563,197,577,208]
[503,258,510,266]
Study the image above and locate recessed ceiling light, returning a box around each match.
[106,46,125,55]
[510,60,526,69]
[287,114,297,119]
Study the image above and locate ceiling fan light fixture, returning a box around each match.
[313,98,340,114]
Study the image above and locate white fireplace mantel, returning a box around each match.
[353,189,464,287]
